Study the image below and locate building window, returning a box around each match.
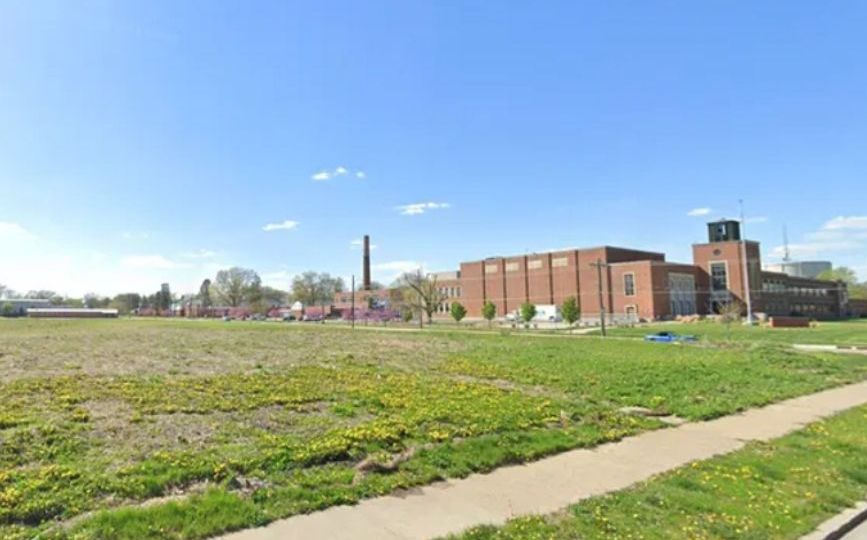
[485,264,498,274]
[528,259,543,270]
[710,262,728,292]
[623,273,635,296]
[505,262,519,272]
[552,257,568,268]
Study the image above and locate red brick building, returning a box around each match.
[430,220,854,321]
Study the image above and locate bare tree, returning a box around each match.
[718,300,744,339]
[214,267,260,307]
[395,270,444,327]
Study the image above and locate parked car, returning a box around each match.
[221,315,234,322]
[644,331,697,343]
[282,314,296,322]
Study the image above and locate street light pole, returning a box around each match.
[739,199,754,325]
[351,275,356,330]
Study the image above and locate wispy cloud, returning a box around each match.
[262,220,299,232]
[372,260,423,281]
[312,165,364,182]
[350,238,377,250]
[121,231,149,241]
[183,249,217,259]
[823,216,867,231]
[0,222,35,241]
[120,255,190,270]
[687,207,712,217]
[771,215,867,260]
[397,202,451,216]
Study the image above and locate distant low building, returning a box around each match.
[27,308,119,318]
[1,298,51,316]
[765,261,832,280]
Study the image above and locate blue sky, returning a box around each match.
[2,1,866,296]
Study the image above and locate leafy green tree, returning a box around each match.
[111,293,141,315]
[199,279,212,308]
[482,301,497,328]
[261,286,289,307]
[84,293,110,309]
[247,275,265,314]
[24,290,57,300]
[450,302,467,324]
[562,296,580,328]
[520,302,537,325]
[817,267,858,285]
[291,272,344,319]
[159,283,172,311]
[214,267,259,307]
[1,302,15,317]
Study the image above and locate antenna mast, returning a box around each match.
[782,225,791,262]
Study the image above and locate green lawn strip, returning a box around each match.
[49,421,653,540]
[596,319,867,346]
[454,404,867,540]
[446,338,867,419]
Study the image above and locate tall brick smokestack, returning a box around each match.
[363,235,371,291]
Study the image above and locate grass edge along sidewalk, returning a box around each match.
[454,403,867,540]
[206,380,867,540]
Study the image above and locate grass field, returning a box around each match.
[456,404,867,540]
[2,318,867,539]
[593,318,867,345]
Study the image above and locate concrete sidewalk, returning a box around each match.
[218,381,867,540]
[803,501,867,540]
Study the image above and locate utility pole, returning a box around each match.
[739,199,754,325]
[350,275,355,329]
[590,258,608,337]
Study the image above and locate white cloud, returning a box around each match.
[350,238,378,250]
[371,260,423,281]
[397,202,451,216]
[823,216,867,230]
[121,255,190,270]
[312,166,362,182]
[770,215,867,267]
[687,207,712,217]
[0,222,35,241]
[262,220,299,232]
[184,249,217,259]
[121,231,149,241]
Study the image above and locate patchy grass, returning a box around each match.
[595,318,867,346]
[1,319,866,539]
[455,404,867,540]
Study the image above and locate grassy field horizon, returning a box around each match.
[2,318,867,539]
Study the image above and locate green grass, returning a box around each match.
[1,318,866,539]
[596,318,867,346]
[454,404,867,540]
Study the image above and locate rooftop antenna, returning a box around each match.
[782,224,791,262]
